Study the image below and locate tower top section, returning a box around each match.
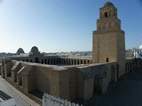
[96,2,121,32]
[100,2,117,19]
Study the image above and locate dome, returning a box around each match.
[30,46,40,56]
[104,1,115,7]
[16,48,25,55]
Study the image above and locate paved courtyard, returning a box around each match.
[0,76,40,106]
[87,70,142,106]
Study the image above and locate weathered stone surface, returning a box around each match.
[92,2,125,77]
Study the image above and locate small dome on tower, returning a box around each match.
[16,48,25,55]
[104,1,114,7]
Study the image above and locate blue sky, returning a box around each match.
[0,0,141,53]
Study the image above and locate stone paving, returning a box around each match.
[87,70,142,106]
[0,76,40,106]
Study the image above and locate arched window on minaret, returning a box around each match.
[104,12,109,18]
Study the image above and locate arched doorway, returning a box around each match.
[35,57,39,63]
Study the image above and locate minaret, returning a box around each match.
[92,2,125,76]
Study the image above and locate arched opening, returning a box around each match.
[104,12,109,18]
[77,60,79,65]
[45,59,47,64]
[26,59,29,62]
[84,60,86,64]
[41,59,44,64]
[81,60,83,64]
[88,60,90,64]
[106,58,109,62]
[35,57,39,63]
[74,59,76,65]
[71,60,73,65]
[18,76,22,86]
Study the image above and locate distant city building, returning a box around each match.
[126,48,142,59]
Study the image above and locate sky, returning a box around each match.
[0,0,142,53]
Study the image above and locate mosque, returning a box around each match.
[0,2,142,105]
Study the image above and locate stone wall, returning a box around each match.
[78,62,118,100]
[0,58,142,104]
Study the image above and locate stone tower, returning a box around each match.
[92,2,125,76]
